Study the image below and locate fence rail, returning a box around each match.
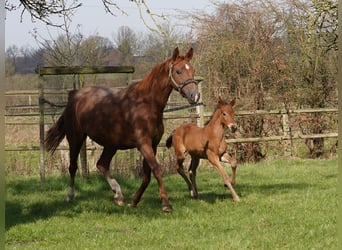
[5,66,338,183]
[5,105,338,149]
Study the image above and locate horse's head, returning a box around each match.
[169,47,200,104]
[218,97,237,133]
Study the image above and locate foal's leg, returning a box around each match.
[134,143,172,212]
[173,144,196,198]
[207,150,240,202]
[175,157,195,198]
[97,148,124,206]
[221,152,237,185]
[188,156,200,198]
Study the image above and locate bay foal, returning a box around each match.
[166,98,240,202]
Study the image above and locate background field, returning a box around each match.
[6,158,337,249]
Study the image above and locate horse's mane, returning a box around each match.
[128,53,189,93]
[128,58,173,93]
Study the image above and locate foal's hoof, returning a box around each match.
[233,196,240,202]
[162,205,173,212]
[114,198,125,206]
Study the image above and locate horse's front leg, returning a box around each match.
[221,152,237,185]
[207,151,240,202]
[97,148,124,206]
[135,143,173,212]
[130,158,151,207]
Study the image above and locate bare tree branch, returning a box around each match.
[6,0,166,34]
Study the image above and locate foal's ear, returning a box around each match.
[230,98,236,107]
[172,47,180,61]
[217,96,224,106]
[185,47,194,61]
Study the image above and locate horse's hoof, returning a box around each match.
[128,203,137,208]
[66,196,73,202]
[190,190,198,199]
[162,205,173,212]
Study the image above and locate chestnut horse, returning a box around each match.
[45,47,200,212]
[166,98,240,202]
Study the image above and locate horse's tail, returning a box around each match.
[165,134,173,148]
[45,110,66,154]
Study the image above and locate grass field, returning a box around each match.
[5,158,337,249]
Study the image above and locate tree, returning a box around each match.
[5,0,164,32]
[113,26,137,66]
[188,0,337,161]
[142,21,188,62]
[5,45,20,74]
[191,2,289,162]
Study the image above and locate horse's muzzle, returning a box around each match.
[177,79,201,104]
[185,91,200,104]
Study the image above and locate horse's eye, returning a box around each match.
[222,112,227,116]
[176,69,182,75]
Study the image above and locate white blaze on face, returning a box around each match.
[185,64,190,70]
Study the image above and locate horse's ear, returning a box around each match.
[230,98,236,107]
[186,47,194,61]
[172,47,180,61]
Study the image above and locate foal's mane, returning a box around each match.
[204,99,229,126]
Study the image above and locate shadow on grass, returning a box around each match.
[239,182,312,196]
[5,172,317,230]
[185,181,312,204]
[5,174,175,230]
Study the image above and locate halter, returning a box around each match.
[168,63,200,96]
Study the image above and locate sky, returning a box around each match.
[5,0,224,50]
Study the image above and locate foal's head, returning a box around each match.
[217,97,237,133]
[168,47,200,104]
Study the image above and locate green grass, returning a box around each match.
[6,158,337,249]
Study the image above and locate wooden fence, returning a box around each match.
[5,68,338,182]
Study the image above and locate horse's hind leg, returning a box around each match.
[188,156,200,198]
[66,136,86,202]
[97,148,124,206]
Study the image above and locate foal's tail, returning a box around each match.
[45,110,66,154]
[165,134,173,148]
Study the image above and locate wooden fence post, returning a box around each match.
[38,77,45,186]
[196,79,204,127]
[127,73,136,179]
[282,110,293,157]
